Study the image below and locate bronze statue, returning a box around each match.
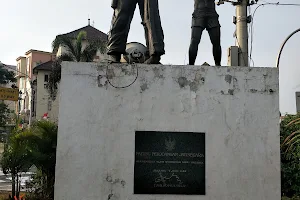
[189,0,222,66]
[107,0,165,64]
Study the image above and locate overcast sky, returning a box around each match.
[0,0,299,114]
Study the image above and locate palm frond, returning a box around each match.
[58,53,75,62]
[81,39,107,62]
[52,35,77,59]
[286,118,300,127]
[75,31,87,62]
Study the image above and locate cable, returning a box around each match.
[235,35,248,66]
[249,2,300,65]
[106,64,139,89]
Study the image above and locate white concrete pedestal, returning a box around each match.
[54,62,280,200]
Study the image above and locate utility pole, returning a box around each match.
[235,0,249,66]
[217,0,258,67]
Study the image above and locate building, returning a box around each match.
[54,24,108,61]
[15,50,54,125]
[33,61,59,122]
[1,64,17,112]
[32,24,108,122]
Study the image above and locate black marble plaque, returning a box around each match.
[134,131,205,195]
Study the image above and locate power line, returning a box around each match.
[249,2,300,64]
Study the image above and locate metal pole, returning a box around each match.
[235,0,249,66]
[276,28,300,69]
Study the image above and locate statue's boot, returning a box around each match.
[144,54,161,64]
[108,54,121,63]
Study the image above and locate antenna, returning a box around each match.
[88,14,90,26]
[216,0,259,67]
[92,20,95,27]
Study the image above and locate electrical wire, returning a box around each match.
[106,64,139,89]
[249,2,300,65]
[235,35,248,66]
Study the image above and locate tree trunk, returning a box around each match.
[11,173,15,199]
[16,174,19,199]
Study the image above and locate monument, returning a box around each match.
[53,1,280,200]
[54,62,280,200]
[189,0,222,66]
[107,0,165,64]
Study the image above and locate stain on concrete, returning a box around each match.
[153,67,164,79]
[121,67,133,75]
[178,77,189,88]
[140,83,148,92]
[108,193,114,200]
[189,82,198,92]
[106,175,113,182]
[225,75,233,84]
[177,75,204,92]
[121,180,126,188]
[98,75,108,87]
[201,77,205,83]
[228,89,234,95]
[107,69,115,79]
[250,89,258,93]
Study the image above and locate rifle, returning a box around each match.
[111,0,118,9]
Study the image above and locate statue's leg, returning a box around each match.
[207,17,221,66]
[143,0,165,64]
[188,26,205,65]
[107,0,137,62]
[138,0,149,55]
[207,27,221,66]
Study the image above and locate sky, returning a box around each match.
[0,0,299,114]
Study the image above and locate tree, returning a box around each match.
[0,127,31,199]
[0,65,16,128]
[0,102,10,127]
[280,113,300,198]
[0,65,16,84]
[0,120,58,200]
[48,31,106,99]
[18,120,58,199]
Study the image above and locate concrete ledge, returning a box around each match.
[55,62,280,200]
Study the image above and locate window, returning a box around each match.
[26,57,30,76]
[44,75,49,82]
[48,99,52,111]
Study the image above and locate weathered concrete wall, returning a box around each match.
[55,62,280,200]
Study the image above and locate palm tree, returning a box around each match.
[281,116,300,159]
[48,31,106,99]
[16,120,58,199]
[0,127,31,199]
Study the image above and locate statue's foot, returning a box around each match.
[144,54,161,64]
[108,54,121,63]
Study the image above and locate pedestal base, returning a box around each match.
[55,62,280,200]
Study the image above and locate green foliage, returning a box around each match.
[48,31,106,99]
[0,127,32,199]
[17,121,58,199]
[0,103,10,127]
[0,120,58,200]
[281,113,300,197]
[25,169,52,200]
[282,196,300,200]
[0,66,16,85]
